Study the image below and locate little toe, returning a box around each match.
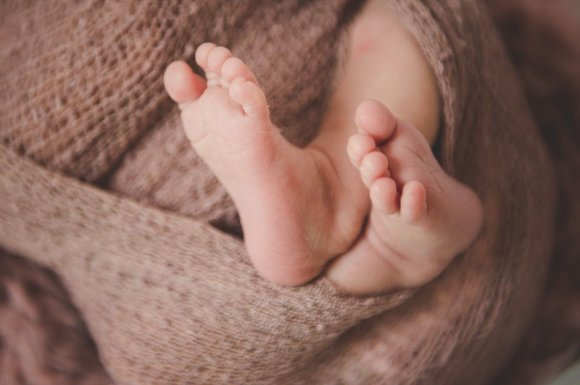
[229,78,269,120]
[370,177,398,214]
[360,151,389,188]
[194,42,216,70]
[355,100,397,143]
[347,133,376,167]
[400,181,427,223]
[163,61,206,105]
[222,56,258,85]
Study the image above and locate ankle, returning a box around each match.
[305,147,369,256]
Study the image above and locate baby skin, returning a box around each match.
[164,2,482,295]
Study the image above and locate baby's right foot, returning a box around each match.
[326,101,483,294]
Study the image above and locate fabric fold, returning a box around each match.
[0,145,413,384]
[0,0,559,384]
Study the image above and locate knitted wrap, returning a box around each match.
[0,0,573,384]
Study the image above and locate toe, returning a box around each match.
[195,42,216,69]
[355,100,397,142]
[163,61,206,104]
[196,44,232,87]
[360,151,389,188]
[400,181,427,222]
[229,78,269,120]
[206,46,232,73]
[347,133,376,167]
[222,56,258,85]
[370,177,398,214]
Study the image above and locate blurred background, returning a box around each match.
[483,0,580,383]
[548,361,580,385]
[534,1,579,384]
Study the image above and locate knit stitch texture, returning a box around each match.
[0,0,567,384]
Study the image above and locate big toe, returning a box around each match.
[164,61,206,104]
[355,100,397,142]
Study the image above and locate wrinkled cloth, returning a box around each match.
[484,0,580,383]
[0,0,571,384]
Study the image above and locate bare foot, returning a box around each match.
[164,43,482,295]
[325,101,483,294]
[163,44,364,286]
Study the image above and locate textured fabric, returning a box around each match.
[0,251,112,385]
[0,0,569,384]
[484,0,580,383]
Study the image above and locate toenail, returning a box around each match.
[232,78,246,89]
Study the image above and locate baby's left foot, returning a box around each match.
[326,101,483,294]
[163,44,366,287]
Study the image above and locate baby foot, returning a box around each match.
[326,100,483,294]
[164,43,280,180]
[164,45,481,295]
[164,44,358,286]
